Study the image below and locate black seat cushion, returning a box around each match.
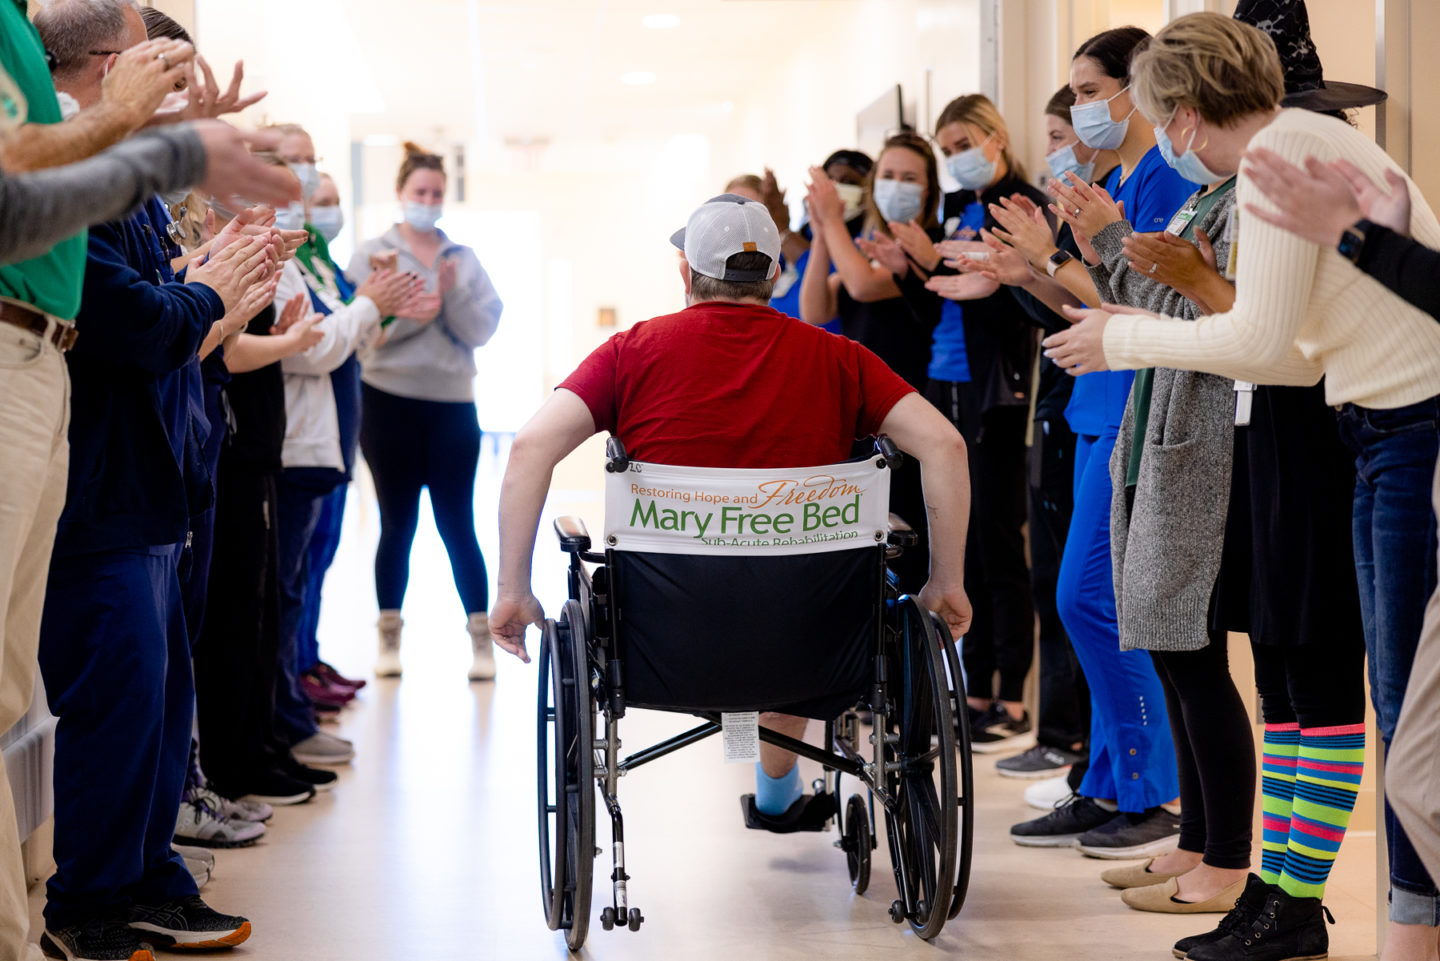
[610,548,880,719]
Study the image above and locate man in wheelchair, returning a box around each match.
[490,192,973,827]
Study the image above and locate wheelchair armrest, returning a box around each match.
[553,516,592,553]
[887,512,918,549]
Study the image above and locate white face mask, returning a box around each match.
[273,201,306,232]
[309,205,344,243]
[403,201,443,232]
[1045,143,1096,186]
[835,183,865,222]
[287,162,320,202]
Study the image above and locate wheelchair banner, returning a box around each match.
[603,459,891,557]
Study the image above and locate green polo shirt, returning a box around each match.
[0,0,86,319]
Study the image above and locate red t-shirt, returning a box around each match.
[559,302,915,469]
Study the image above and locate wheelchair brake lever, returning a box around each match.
[873,434,904,470]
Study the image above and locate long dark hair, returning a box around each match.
[1074,25,1151,81]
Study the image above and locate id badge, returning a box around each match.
[1234,381,1256,427]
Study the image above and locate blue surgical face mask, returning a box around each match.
[1045,143,1096,186]
[1070,85,1135,151]
[273,201,306,232]
[287,162,319,202]
[309,205,344,243]
[873,179,925,225]
[1154,122,1223,185]
[945,134,997,192]
[403,201,443,232]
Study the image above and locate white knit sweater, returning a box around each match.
[1102,109,1440,410]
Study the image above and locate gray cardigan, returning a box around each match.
[0,126,205,266]
[1086,183,1238,652]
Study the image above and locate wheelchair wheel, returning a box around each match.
[843,793,872,894]
[881,596,959,941]
[936,615,975,920]
[536,603,595,950]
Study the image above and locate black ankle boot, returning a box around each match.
[1186,886,1333,961]
[1173,874,1274,958]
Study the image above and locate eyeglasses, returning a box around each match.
[88,50,122,57]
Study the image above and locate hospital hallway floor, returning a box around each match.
[29,435,1383,960]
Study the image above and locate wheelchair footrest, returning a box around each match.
[740,792,835,834]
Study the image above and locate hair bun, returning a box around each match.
[402,140,436,159]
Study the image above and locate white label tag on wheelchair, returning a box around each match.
[604,458,891,557]
[721,712,761,763]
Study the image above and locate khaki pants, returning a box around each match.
[0,326,69,961]
[1392,455,1440,886]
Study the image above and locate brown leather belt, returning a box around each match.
[0,300,77,352]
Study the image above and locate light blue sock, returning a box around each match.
[754,763,803,815]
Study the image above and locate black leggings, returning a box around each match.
[926,381,1034,703]
[1250,637,1366,730]
[1151,637,1256,869]
[360,384,489,613]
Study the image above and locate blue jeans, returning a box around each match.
[1057,430,1178,812]
[1338,397,1440,925]
[296,485,348,675]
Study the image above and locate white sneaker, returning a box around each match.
[174,845,212,888]
[376,610,402,677]
[173,843,216,870]
[467,612,496,682]
[174,796,267,848]
[292,731,355,766]
[1024,773,1074,811]
[192,785,272,823]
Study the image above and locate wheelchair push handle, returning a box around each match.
[605,437,630,473]
[873,435,903,470]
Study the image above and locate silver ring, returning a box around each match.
[159,53,170,69]
[1150,262,1158,274]
[1072,207,1081,216]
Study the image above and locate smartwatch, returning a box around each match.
[1337,219,1373,265]
[1045,249,1073,278]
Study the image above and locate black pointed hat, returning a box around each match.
[1233,0,1387,111]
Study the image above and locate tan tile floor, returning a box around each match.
[28,437,1383,959]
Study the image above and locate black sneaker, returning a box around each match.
[279,756,338,792]
[216,768,316,807]
[1173,874,1274,959]
[996,744,1084,779]
[1009,794,1117,847]
[41,916,153,961]
[128,895,251,950]
[1076,806,1182,859]
[970,703,1036,755]
[1185,885,1333,961]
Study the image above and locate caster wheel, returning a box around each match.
[600,907,617,931]
[843,794,872,895]
[916,899,930,925]
[888,899,906,924]
[627,908,644,932]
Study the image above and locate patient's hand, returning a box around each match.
[919,581,972,640]
[490,592,545,663]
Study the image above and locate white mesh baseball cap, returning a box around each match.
[669,193,781,282]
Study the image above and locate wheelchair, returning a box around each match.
[537,437,975,949]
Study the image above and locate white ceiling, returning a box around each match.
[333,0,848,151]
